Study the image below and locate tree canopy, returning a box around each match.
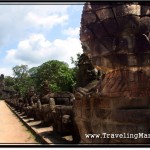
[5,58,79,97]
[36,60,76,92]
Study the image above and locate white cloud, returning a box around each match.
[25,12,68,30]
[5,33,83,69]
[0,5,70,49]
[62,27,80,37]
[0,4,84,77]
[0,67,13,77]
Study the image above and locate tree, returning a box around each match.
[36,60,76,92]
[70,53,81,87]
[12,65,32,96]
[8,59,78,95]
[71,53,81,68]
[28,67,38,78]
[3,76,15,95]
[13,65,28,79]
[4,76,15,87]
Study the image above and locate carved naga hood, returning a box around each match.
[80,2,150,74]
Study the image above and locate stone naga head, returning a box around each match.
[80,2,150,73]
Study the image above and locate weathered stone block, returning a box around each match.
[111,97,150,109]
[110,109,150,123]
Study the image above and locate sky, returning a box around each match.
[0,3,84,76]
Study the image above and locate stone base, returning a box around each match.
[74,69,150,144]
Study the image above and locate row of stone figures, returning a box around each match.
[6,2,150,144]
[5,80,80,143]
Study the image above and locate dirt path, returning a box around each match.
[0,100,38,144]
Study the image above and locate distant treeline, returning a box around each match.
[4,56,81,97]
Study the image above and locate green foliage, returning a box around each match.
[28,67,38,78]
[12,65,34,96]
[71,53,81,67]
[13,65,28,79]
[4,76,15,87]
[9,60,78,96]
[36,60,75,92]
[4,76,15,93]
[70,53,81,88]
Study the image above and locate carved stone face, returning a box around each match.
[41,80,50,95]
[28,89,35,97]
[62,115,71,124]
[80,2,150,73]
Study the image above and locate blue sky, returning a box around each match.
[0,3,84,76]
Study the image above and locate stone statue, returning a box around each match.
[7,91,17,108]
[0,74,5,98]
[0,74,5,89]
[25,86,38,118]
[76,53,99,88]
[52,93,80,143]
[40,80,51,104]
[73,2,150,144]
[17,93,24,112]
[39,80,55,126]
[27,86,38,106]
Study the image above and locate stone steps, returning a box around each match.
[6,103,73,145]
